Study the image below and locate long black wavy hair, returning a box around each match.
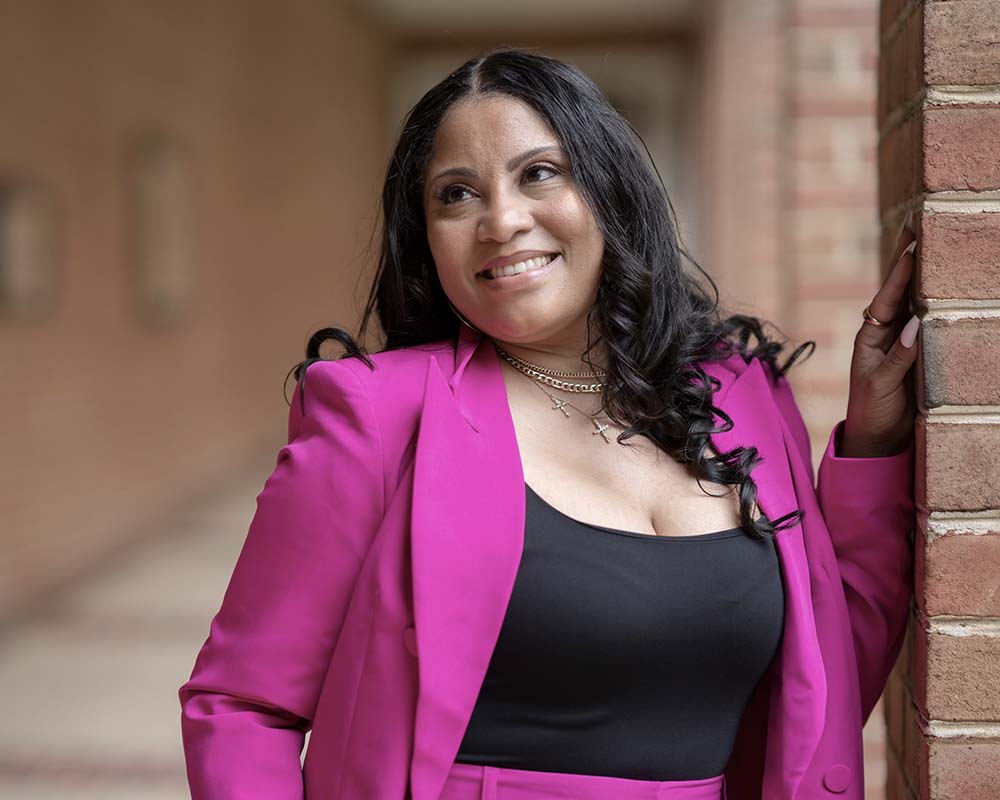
[288,46,815,541]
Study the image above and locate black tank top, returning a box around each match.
[454,480,785,781]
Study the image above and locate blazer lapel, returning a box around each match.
[408,324,527,800]
[702,356,828,799]
[408,325,825,800]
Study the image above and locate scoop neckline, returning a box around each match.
[524,481,745,541]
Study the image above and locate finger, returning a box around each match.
[883,210,918,319]
[892,270,915,322]
[890,208,915,262]
[861,239,917,349]
[890,248,917,321]
[878,313,921,384]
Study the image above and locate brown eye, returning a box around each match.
[525,163,560,182]
[437,184,474,206]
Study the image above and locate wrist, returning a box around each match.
[838,424,912,458]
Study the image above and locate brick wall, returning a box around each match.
[879,1,1000,798]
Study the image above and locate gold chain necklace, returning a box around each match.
[492,342,622,444]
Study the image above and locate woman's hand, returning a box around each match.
[840,212,921,458]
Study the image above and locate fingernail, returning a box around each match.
[901,239,917,257]
[895,209,915,248]
[900,313,921,348]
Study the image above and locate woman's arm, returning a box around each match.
[771,370,915,724]
[178,359,385,800]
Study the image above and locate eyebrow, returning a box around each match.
[429,145,566,184]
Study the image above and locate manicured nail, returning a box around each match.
[900,314,921,348]
[895,209,915,248]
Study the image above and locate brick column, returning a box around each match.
[879,2,1000,798]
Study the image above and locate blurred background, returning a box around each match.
[1,0,894,797]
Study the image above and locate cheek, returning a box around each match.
[549,194,604,260]
[427,223,485,302]
[427,224,468,277]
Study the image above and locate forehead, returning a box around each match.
[427,95,560,167]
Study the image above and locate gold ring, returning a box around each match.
[862,304,889,327]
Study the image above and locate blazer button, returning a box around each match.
[402,626,418,657]
[823,764,851,793]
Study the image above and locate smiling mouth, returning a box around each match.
[479,253,559,280]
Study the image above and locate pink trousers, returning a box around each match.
[439,762,726,800]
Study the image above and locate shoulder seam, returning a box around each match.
[326,360,387,522]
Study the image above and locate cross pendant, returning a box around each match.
[591,419,611,443]
[550,398,571,417]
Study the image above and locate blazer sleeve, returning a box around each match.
[177,359,385,800]
[770,369,915,725]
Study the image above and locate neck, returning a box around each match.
[487,337,609,376]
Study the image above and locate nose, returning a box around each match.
[477,189,533,243]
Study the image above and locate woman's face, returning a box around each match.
[423,95,605,351]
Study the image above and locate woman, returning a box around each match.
[179,48,919,800]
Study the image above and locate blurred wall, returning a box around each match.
[0,0,388,619]
[0,0,914,795]
[701,0,886,462]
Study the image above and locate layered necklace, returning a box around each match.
[491,341,622,444]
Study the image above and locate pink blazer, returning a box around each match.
[179,322,916,800]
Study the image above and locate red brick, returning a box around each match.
[900,612,915,688]
[928,739,1000,800]
[902,686,929,797]
[925,1,1000,85]
[910,613,929,724]
[877,109,923,210]
[924,106,1000,192]
[879,0,924,125]
[880,204,922,272]
[878,1,1000,796]
[922,629,1000,720]
[885,668,908,755]
[918,530,1000,616]
[881,0,915,36]
[926,424,1000,512]
[920,212,1000,299]
[921,318,1000,406]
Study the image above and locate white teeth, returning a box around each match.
[484,254,556,280]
